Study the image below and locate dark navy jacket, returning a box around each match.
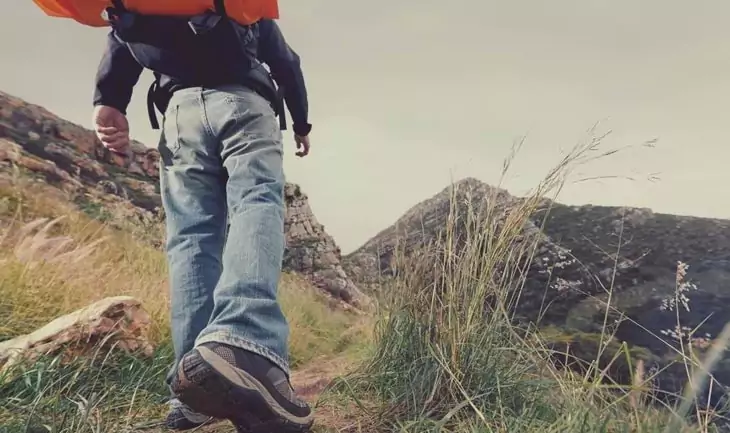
[93,18,311,136]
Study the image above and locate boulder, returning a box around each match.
[0,296,153,376]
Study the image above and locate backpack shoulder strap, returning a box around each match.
[146,73,161,130]
[213,0,227,17]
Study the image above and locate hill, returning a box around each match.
[344,176,730,403]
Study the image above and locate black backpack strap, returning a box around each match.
[146,73,161,130]
[276,86,287,130]
[213,0,227,17]
[103,0,126,23]
[110,0,126,11]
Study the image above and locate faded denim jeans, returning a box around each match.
[157,85,290,388]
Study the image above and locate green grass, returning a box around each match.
[0,347,173,433]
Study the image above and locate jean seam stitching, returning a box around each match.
[199,90,216,140]
[195,331,290,375]
[171,105,181,154]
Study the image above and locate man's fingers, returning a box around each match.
[96,125,129,152]
[106,143,130,156]
[100,132,127,142]
[98,131,128,144]
[296,143,309,157]
[97,128,129,146]
[294,135,310,157]
[96,126,119,135]
[101,140,128,151]
[92,106,131,160]
[100,135,129,150]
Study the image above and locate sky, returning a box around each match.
[1,0,729,253]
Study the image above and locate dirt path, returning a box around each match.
[291,356,353,401]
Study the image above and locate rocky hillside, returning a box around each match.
[344,177,595,321]
[344,177,730,401]
[0,90,366,308]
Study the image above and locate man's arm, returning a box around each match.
[93,30,143,114]
[92,30,143,155]
[256,19,311,137]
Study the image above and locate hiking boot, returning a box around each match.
[164,398,214,430]
[171,342,313,432]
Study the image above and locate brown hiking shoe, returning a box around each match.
[164,399,214,430]
[171,342,313,432]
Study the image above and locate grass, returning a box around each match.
[0,177,369,431]
[0,125,729,432]
[324,128,730,432]
[0,347,173,432]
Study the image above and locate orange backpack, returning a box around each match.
[32,0,279,27]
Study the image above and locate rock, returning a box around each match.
[0,138,21,162]
[96,179,128,199]
[284,184,368,307]
[0,296,153,375]
[343,177,526,290]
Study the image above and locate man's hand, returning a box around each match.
[294,134,310,157]
[93,105,130,155]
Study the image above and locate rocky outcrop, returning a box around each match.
[343,177,595,318]
[0,296,153,376]
[533,203,730,351]
[0,90,364,307]
[284,184,367,306]
[345,177,730,331]
[343,177,730,400]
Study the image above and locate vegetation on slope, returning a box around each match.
[330,130,730,432]
[0,126,728,433]
[0,177,369,431]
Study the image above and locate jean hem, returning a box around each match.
[194,331,290,377]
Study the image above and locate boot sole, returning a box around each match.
[171,347,313,433]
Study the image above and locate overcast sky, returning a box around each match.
[1,0,728,253]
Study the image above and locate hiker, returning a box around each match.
[89,3,313,432]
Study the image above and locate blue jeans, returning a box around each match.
[157,85,290,387]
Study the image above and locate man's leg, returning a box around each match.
[158,89,227,429]
[171,86,312,432]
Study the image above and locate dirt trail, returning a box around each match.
[291,356,352,401]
